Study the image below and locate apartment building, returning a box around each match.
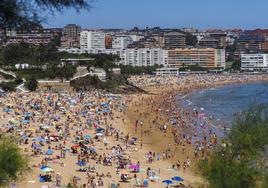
[241,54,268,71]
[112,35,133,49]
[164,32,186,49]
[80,30,105,50]
[6,33,53,45]
[61,24,81,48]
[167,48,225,68]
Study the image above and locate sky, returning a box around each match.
[44,0,268,30]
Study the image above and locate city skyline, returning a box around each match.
[45,0,268,30]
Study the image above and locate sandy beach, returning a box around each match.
[1,74,268,188]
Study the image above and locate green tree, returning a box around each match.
[0,136,28,185]
[231,60,241,70]
[1,0,91,31]
[25,76,38,91]
[199,105,268,188]
[185,32,197,47]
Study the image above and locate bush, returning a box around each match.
[0,136,28,185]
[25,77,38,91]
[199,105,268,188]
[0,82,16,92]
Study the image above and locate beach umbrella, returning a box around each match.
[128,164,139,171]
[96,128,105,133]
[102,109,110,113]
[24,112,31,117]
[41,125,50,129]
[40,167,53,173]
[88,148,96,153]
[76,161,87,166]
[162,180,173,185]
[22,119,30,124]
[96,133,103,136]
[171,176,184,182]
[46,149,54,155]
[32,137,46,142]
[83,134,92,139]
[71,144,80,149]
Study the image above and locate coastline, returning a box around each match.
[121,75,268,186]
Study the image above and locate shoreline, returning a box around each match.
[122,75,268,186]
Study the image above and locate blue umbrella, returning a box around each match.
[171,176,184,182]
[84,134,92,139]
[102,109,110,113]
[88,147,96,152]
[46,149,54,155]
[162,180,173,185]
[76,161,87,166]
[22,119,30,124]
[32,137,46,142]
[25,112,31,117]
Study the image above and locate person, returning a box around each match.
[56,173,61,186]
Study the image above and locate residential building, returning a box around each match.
[167,48,225,68]
[117,48,167,67]
[80,30,105,50]
[59,48,166,67]
[112,35,133,49]
[105,34,113,49]
[241,54,268,71]
[199,37,220,48]
[6,33,53,45]
[235,35,264,55]
[164,32,186,49]
[61,24,81,48]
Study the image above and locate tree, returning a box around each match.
[0,136,28,186]
[231,60,241,70]
[25,76,38,91]
[185,32,197,47]
[0,0,92,40]
[199,105,268,188]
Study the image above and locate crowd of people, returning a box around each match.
[1,74,267,188]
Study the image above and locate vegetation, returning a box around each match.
[1,0,91,33]
[25,76,38,91]
[179,64,209,71]
[185,32,198,47]
[231,60,241,70]
[199,105,268,188]
[0,81,17,92]
[0,136,28,186]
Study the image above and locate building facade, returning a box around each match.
[167,48,225,68]
[61,24,81,48]
[164,32,186,49]
[80,30,105,50]
[112,35,133,49]
[241,54,268,71]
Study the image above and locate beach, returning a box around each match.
[1,73,268,188]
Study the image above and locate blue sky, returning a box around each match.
[44,0,268,29]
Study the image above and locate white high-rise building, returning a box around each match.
[80,30,105,50]
[117,48,167,67]
[241,54,268,71]
[112,35,133,49]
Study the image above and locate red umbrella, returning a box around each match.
[71,144,80,149]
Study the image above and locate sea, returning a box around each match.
[179,81,268,137]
